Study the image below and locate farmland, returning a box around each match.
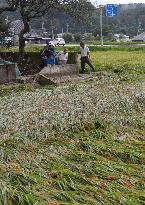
[0,48,145,205]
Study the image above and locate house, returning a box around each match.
[114,34,130,42]
[131,32,145,42]
[24,34,51,45]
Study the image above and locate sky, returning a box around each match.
[91,0,145,6]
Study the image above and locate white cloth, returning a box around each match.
[80,46,90,57]
[58,51,68,61]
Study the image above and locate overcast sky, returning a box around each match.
[91,0,145,6]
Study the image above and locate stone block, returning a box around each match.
[0,61,16,84]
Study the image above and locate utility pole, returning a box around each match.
[52,27,54,39]
[29,25,32,34]
[100,6,103,47]
[42,21,44,30]
[137,22,143,35]
[66,23,69,33]
[50,19,54,39]
[62,27,64,37]
[5,16,9,24]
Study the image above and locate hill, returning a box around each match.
[1,3,145,37]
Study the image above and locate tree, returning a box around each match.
[1,0,91,56]
[74,33,82,42]
[63,33,73,43]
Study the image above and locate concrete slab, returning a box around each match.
[0,61,16,84]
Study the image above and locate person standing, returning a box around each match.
[80,42,95,74]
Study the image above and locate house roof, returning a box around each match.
[114,34,129,38]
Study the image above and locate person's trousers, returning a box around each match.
[81,56,94,73]
[58,60,67,65]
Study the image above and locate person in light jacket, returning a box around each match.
[80,42,95,74]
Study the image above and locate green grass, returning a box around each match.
[80,50,145,82]
[0,84,36,97]
[0,119,144,204]
[87,41,145,45]
[91,51,145,80]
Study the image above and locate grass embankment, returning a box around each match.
[87,41,145,46]
[0,49,145,205]
[1,45,145,81]
[2,43,145,53]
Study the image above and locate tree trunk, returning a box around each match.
[19,32,26,58]
[19,16,30,58]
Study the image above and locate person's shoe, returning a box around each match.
[90,69,95,74]
[81,70,86,74]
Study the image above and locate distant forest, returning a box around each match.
[1,2,145,37]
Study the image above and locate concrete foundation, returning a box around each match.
[37,64,79,85]
[0,61,16,84]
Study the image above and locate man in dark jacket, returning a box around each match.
[41,43,56,67]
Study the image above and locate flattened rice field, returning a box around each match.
[0,48,145,205]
